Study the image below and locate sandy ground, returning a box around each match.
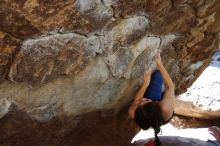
[132,123,216,143]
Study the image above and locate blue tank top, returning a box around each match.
[144,70,164,101]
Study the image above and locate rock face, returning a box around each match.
[0,0,219,146]
[175,52,220,120]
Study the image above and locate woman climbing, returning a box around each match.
[128,52,175,146]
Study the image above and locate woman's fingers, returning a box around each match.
[154,52,162,64]
[144,69,151,76]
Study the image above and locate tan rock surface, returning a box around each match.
[0,0,219,146]
[175,56,220,120]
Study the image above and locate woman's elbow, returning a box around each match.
[165,84,174,91]
[169,84,175,90]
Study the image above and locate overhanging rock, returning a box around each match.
[0,0,219,145]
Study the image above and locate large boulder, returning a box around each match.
[175,53,220,120]
[0,0,219,146]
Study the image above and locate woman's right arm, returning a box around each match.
[155,53,175,121]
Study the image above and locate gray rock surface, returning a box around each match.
[0,0,219,145]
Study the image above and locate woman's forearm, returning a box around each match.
[134,81,149,102]
[134,72,151,102]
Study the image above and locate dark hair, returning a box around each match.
[134,102,163,146]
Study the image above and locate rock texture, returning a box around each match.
[174,51,220,120]
[0,0,219,146]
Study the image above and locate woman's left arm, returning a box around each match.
[159,88,175,121]
[128,70,151,119]
[155,53,175,120]
[134,70,151,103]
